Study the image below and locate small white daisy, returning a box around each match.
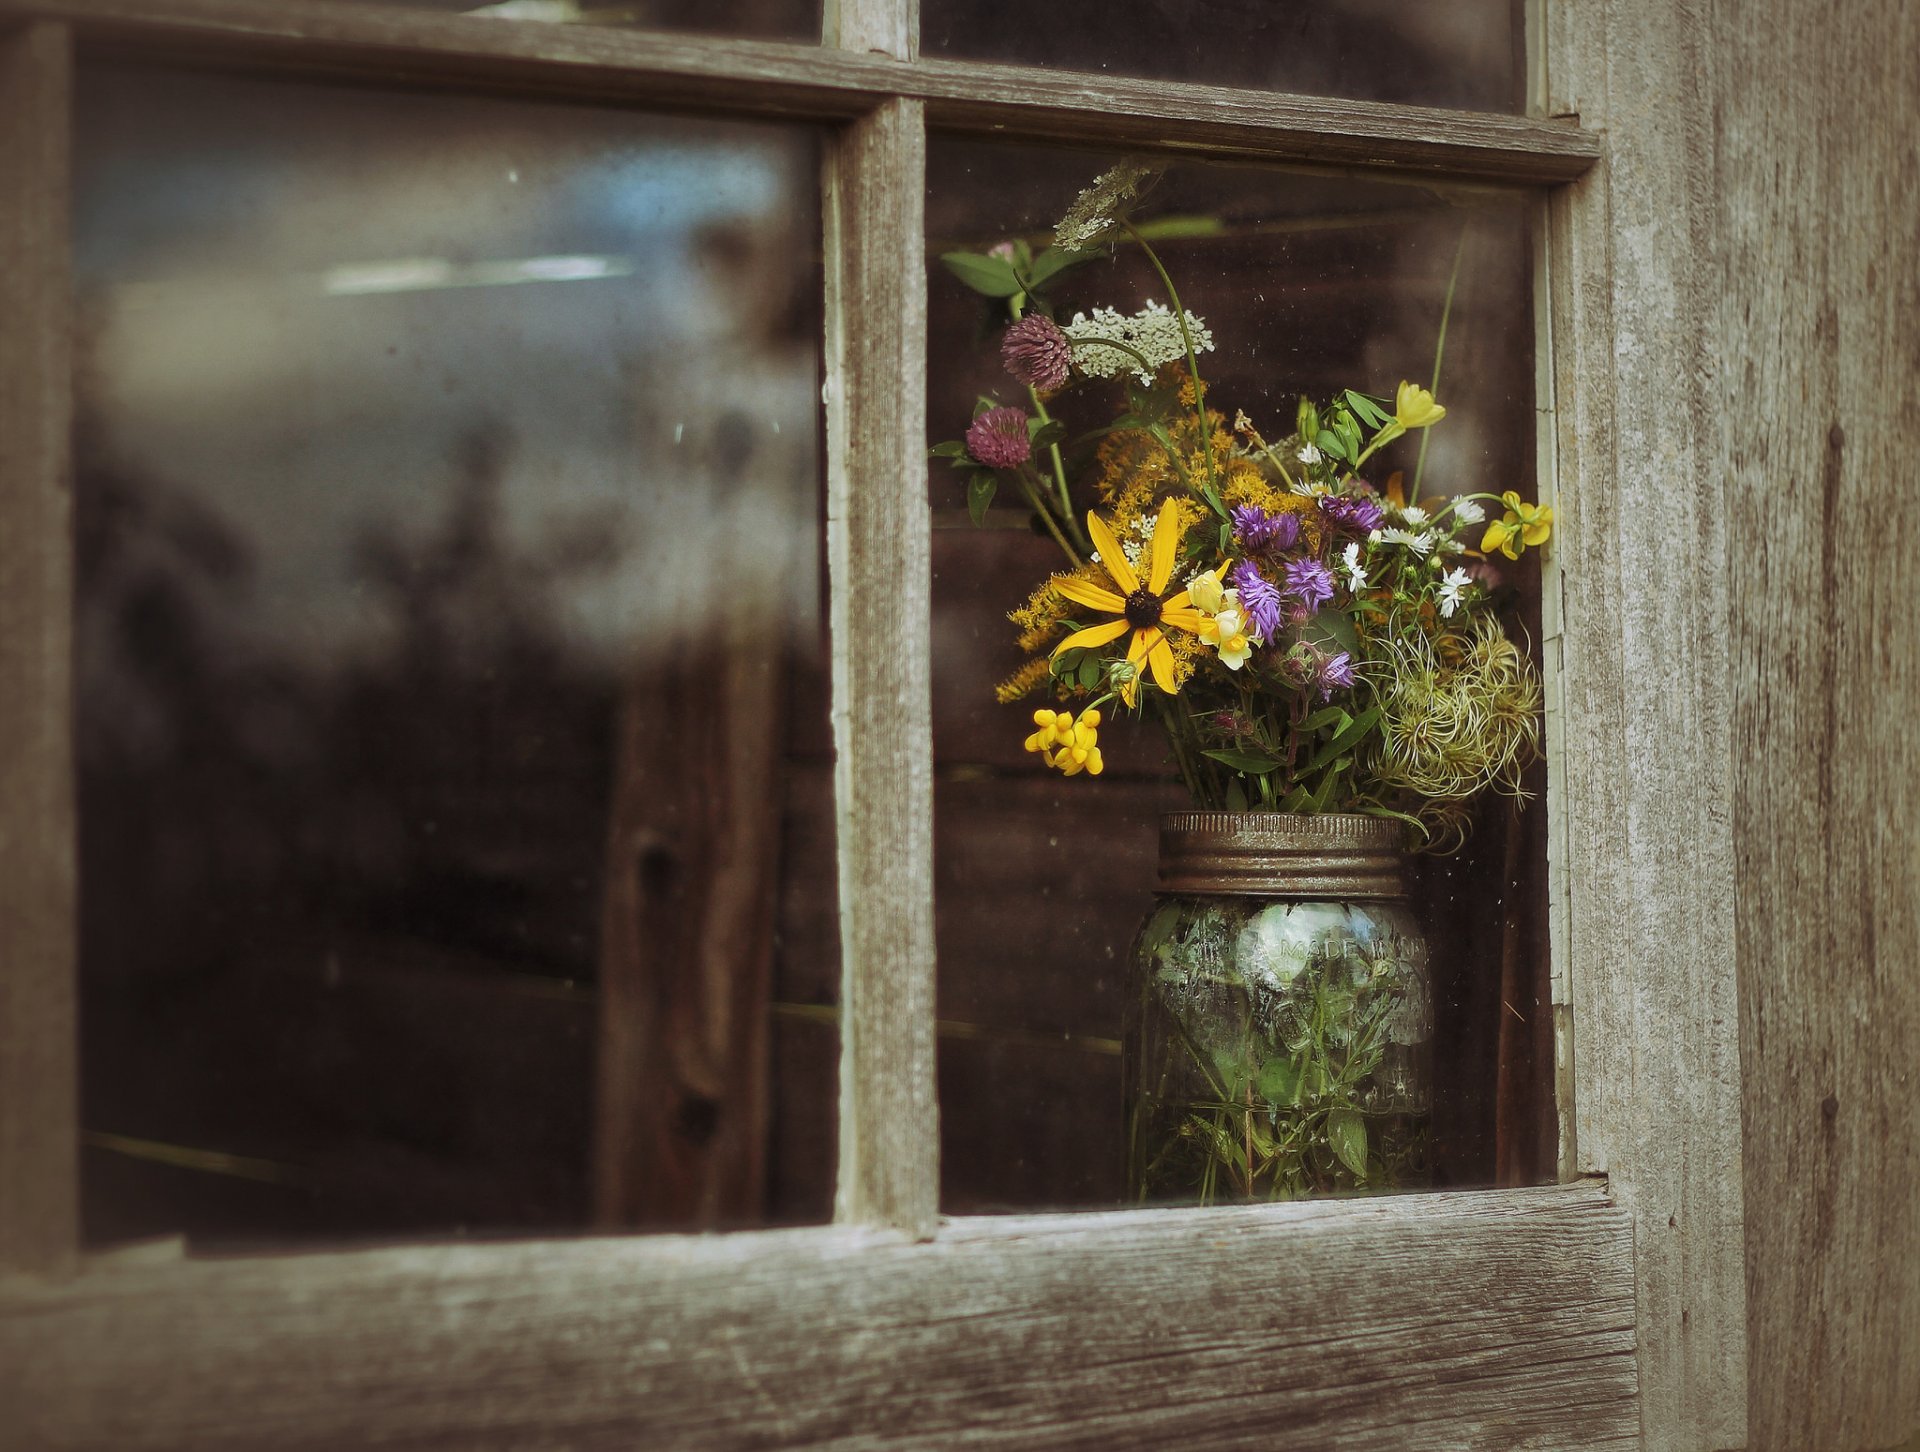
[1340,541,1369,592]
[1377,526,1434,556]
[1398,503,1430,526]
[1297,442,1322,465]
[1438,566,1473,618]
[1449,497,1486,525]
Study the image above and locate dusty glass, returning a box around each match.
[73,66,835,1247]
[923,0,1524,114]
[926,140,1548,1213]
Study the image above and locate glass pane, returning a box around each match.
[325,0,819,43]
[928,140,1549,1212]
[923,1,1523,114]
[74,67,835,1248]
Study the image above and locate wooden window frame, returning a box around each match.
[0,1,1743,1446]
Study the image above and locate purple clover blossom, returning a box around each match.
[1316,650,1358,701]
[1282,558,1337,613]
[1226,560,1284,642]
[1000,315,1072,391]
[965,406,1032,469]
[1230,504,1300,552]
[1319,494,1385,535]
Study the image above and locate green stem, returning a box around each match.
[1150,693,1204,803]
[1067,335,1160,379]
[1008,295,1084,545]
[1015,469,1082,567]
[1411,222,1468,508]
[1123,223,1225,518]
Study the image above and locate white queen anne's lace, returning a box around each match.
[1062,301,1214,384]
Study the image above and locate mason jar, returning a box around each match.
[1125,812,1434,1204]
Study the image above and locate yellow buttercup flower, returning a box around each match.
[1480,490,1553,560]
[1024,706,1104,777]
[1050,497,1211,707]
[1394,381,1446,430]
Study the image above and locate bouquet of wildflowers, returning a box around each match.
[933,162,1551,849]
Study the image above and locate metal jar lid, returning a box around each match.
[1156,812,1409,900]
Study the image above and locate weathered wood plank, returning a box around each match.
[0,20,76,1279]
[1542,0,1747,1446]
[590,626,791,1228]
[0,1183,1638,1450]
[823,96,937,1236]
[0,0,1600,183]
[1719,1,1920,1447]
[821,0,914,60]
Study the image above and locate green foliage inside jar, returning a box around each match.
[1126,896,1433,1203]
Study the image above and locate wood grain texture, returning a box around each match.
[0,0,1600,184]
[823,98,937,1236]
[0,21,77,1279]
[0,1183,1638,1451]
[591,629,791,1228]
[1542,0,1748,1446]
[1719,1,1920,1446]
[821,0,914,60]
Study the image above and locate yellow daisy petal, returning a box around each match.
[1147,497,1182,595]
[1160,607,1211,635]
[1085,512,1140,595]
[1147,634,1177,695]
[1051,618,1131,656]
[1053,577,1126,614]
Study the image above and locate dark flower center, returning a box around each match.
[1123,589,1163,628]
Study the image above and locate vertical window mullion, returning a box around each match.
[0,19,78,1278]
[821,0,935,1241]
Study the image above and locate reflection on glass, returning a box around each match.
[923,0,1522,113]
[927,140,1546,1212]
[326,0,819,42]
[74,68,834,1247]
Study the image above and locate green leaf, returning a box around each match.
[1299,704,1351,734]
[1130,214,1226,241]
[1357,805,1430,842]
[1304,704,1382,774]
[1302,609,1360,655]
[940,250,1023,297]
[929,440,968,461]
[1256,1057,1300,1109]
[1025,246,1090,290]
[1028,418,1065,450]
[966,474,997,527]
[1050,647,1086,680]
[1296,398,1320,442]
[1225,777,1250,812]
[1076,653,1103,690]
[1277,784,1312,812]
[1328,1108,1369,1180]
[1343,390,1392,429]
[1316,428,1349,462]
[1306,757,1347,812]
[1202,748,1281,774]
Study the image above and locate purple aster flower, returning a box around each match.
[1227,560,1283,642]
[1282,558,1336,613]
[965,406,1032,469]
[1000,315,1072,391]
[1230,504,1300,552]
[1319,494,1385,535]
[1316,650,1358,701]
